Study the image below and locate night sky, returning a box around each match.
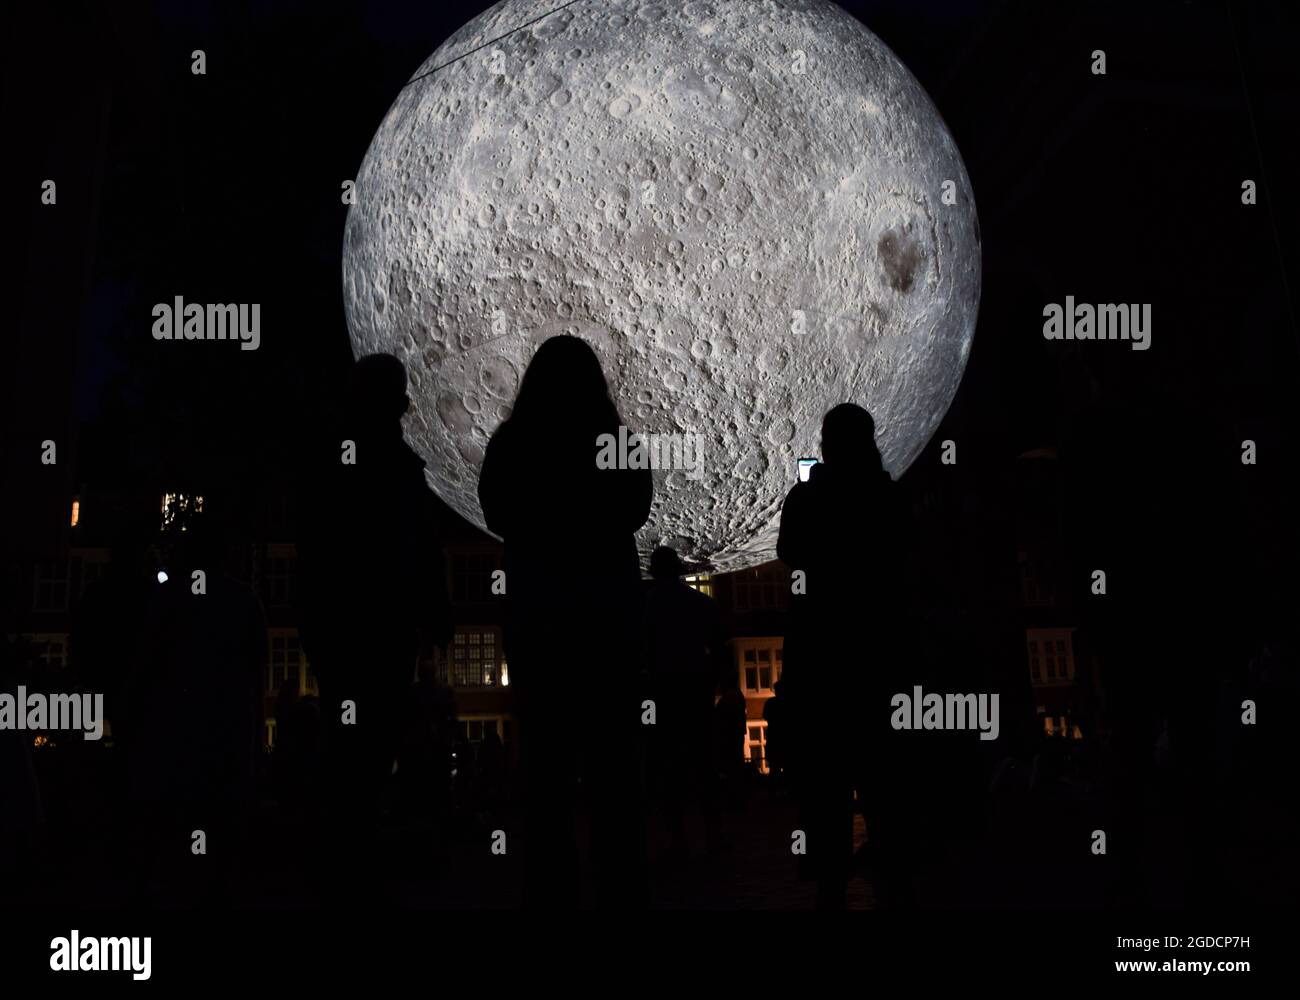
[4,0,1299,979]
[7,0,1296,543]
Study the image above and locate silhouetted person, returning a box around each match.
[71,506,158,753]
[298,353,452,898]
[478,335,652,908]
[69,505,159,875]
[644,546,729,859]
[127,509,266,904]
[778,403,911,908]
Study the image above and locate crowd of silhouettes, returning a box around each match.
[284,340,931,907]
[4,335,1290,912]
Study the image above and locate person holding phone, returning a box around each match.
[778,404,912,908]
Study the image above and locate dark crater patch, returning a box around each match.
[878,227,923,293]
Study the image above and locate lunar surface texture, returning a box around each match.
[342,0,981,573]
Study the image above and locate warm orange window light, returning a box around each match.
[70,499,80,527]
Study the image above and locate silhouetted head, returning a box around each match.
[349,353,410,428]
[650,546,685,581]
[508,335,621,431]
[820,403,883,473]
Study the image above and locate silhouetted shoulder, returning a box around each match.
[776,479,816,566]
[683,583,720,618]
[477,421,518,538]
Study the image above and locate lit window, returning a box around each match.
[684,574,713,597]
[160,492,205,531]
[442,629,499,688]
[70,499,80,527]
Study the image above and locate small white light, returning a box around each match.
[156,570,169,584]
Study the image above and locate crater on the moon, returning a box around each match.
[343,0,981,573]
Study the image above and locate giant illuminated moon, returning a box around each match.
[343,0,980,572]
